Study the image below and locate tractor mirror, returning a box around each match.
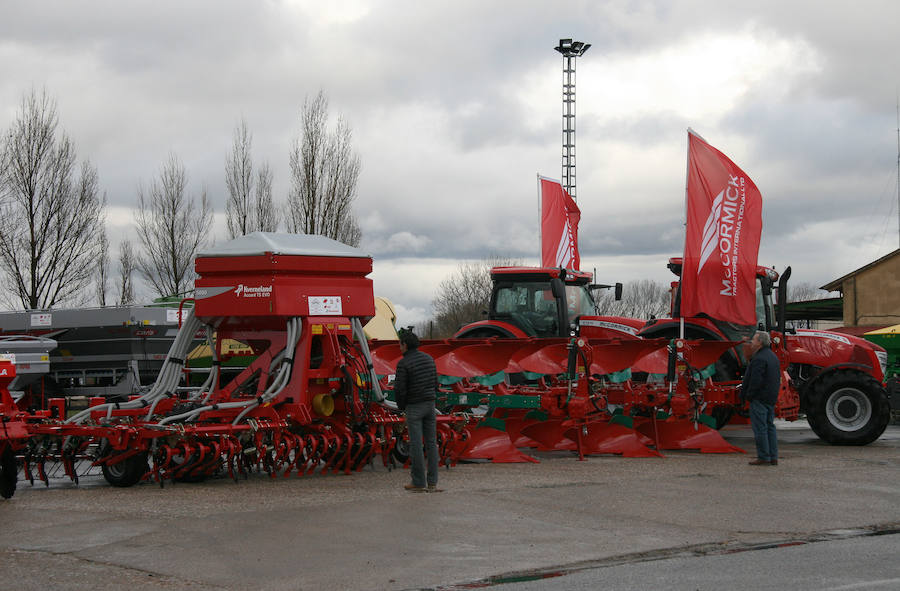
[589,283,624,301]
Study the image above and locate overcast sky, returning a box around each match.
[2,1,899,326]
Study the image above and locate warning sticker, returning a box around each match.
[30,313,51,327]
[309,296,343,316]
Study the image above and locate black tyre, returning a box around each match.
[390,437,409,465]
[0,445,17,499]
[806,370,890,445]
[101,452,149,487]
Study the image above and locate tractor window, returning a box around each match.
[756,280,776,331]
[493,281,559,337]
[565,285,595,318]
[755,285,766,329]
[495,285,531,315]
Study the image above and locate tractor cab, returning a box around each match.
[455,267,624,339]
[660,257,782,348]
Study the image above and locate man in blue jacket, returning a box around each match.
[394,329,440,492]
[741,331,782,466]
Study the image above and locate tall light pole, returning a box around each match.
[554,38,590,200]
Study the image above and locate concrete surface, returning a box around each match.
[1,422,898,591]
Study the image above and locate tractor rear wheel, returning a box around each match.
[806,371,889,445]
[101,452,149,487]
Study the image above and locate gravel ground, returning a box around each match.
[1,422,898,590]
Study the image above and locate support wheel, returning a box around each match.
[806,371,890,445]
[102,453,149,487]
[0,445,17,499]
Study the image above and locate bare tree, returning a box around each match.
[592,287,619,315]
[225,119,277,237]
[255,162,277,232]
[96,230,109,306]
[787,281,829,302]
[430,256,519,338]
[285,91,361,246]
[0,88,106,309]
[613,279,671,320]
[117,239,136,305]
[225,119,253,238]
[134,153,212,298]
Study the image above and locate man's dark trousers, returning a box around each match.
[750,399,777,462]
[406,401,438,488]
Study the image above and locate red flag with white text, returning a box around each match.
[681,130,762,325]
[540,176,581,269]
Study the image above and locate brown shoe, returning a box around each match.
[748,459,771,466]
[427,485,443,493]
[770,459,778,466]
[404,484,426,492]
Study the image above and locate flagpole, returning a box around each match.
[537,173,542,265]
[680,130,694,340]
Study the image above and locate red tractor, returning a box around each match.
[453,266,633,340]
[639,258,891,445]
[455,262,892,446]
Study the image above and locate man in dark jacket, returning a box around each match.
[394,329,439,492]
[741,330,782,466]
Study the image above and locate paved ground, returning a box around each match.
[1,422,898,591]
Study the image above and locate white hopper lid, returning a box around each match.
[197,232,371,259]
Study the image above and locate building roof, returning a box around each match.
[820,248,900,292]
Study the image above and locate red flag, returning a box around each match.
[540,176,581,269]
[681,130,762,325]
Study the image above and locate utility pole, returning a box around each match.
[554,38,590,200]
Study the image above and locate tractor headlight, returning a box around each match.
[875,351,888,378]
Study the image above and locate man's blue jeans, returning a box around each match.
[749,399,778,461]
[405,401,438,488]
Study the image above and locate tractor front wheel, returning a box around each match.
[806,371,889,445]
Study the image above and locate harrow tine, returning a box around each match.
[342,433,356,474]
[283,434,303,477]
[224,438,239,482]
[334,433,351,475]
[302,434,320,476]
[37,457,49,487]
[200,441,222,477]
[436,425,455,467]
[348,433,365,473]
[173,442,196,480]
[22,455,34,486]
[319,434,338,475]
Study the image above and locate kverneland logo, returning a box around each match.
[697,174,748,296]
[234,284,273,298]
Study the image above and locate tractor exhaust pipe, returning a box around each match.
[777,266,792,336]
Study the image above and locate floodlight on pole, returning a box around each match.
[554,38,590,200]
